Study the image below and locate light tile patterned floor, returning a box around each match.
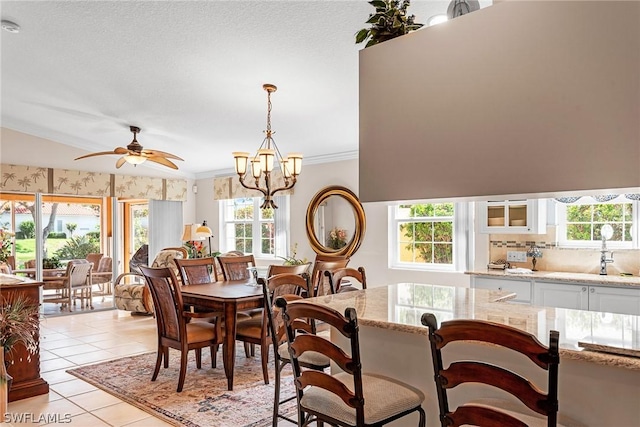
[7,309,296,426]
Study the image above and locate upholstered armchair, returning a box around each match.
[114,247,188,314]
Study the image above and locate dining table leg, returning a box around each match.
[222,301,237,390]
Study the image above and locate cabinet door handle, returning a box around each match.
[582,287,587,292]
[498,287,502,291]
[590,288,595,293]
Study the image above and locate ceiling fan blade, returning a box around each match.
[141,149,183,161]
[114,147,129,154]
[74,151,120,160]
[115,157,127,168]
[145,156,179,170]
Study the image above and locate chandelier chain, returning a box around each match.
[266,90,272,136]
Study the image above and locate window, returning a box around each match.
[220,196,288,257]
[558,196,638,248]
[391,203,455,269]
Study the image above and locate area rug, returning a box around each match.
[67,346,297,427]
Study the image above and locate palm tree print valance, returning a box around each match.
[0,164,187,201]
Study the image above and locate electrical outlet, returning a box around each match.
[507,251,527,262]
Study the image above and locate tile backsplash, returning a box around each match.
[489,227,640,276]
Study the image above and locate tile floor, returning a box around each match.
[7,309,171,427]
[8,308,297,426]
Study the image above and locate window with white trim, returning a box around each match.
[557,196,638,248]
[220,196,289,257]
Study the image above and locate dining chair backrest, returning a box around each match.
[97,256,113,273]
[278,299,368,425]
[5,255,16,271]
[267,263,310,278]
[174,257,218,285]
[421,313,560,427]
[86,253,103,272]
[218,254,256,281]
[311,258,350,297]
[325,266,367,294]
[140,265,186,343]
[68,261,93,287]
[261,273,312,351]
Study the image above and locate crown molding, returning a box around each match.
[194,150,359,180]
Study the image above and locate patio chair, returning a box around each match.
[43,259,94,311]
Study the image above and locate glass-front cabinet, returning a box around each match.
[478,199,546,234]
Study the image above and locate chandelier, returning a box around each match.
[233,84,302,209]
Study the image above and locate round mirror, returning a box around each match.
[305,186,366,257]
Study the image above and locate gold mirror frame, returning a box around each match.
[305,185,366,257]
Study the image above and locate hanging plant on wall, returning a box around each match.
[356,0,424,48]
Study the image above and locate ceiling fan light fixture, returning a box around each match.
[74,125,183,170]
[123,154,147,165]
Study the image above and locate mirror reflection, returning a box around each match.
[306,185,366,258]
[315,195,356,249]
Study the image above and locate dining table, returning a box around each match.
[180,279,264,390]
[12,268,67,281]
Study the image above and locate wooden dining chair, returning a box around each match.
[139,265,221,392]
[310,258,350,297]
[326,266,367,294]
[217,254,257,281]
[266,263,310,278]
[233,272,312,386]
[174,257,219,285]
[260,273,329,426]
[278,299,426,427]
[421,312,562,427]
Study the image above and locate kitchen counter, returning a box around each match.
[303,283,640,426]
[306,283,640,370]
[467,269,640,288]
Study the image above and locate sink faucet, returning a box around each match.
[599,224,614,275]
[600,249,614,275]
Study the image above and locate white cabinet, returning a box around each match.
[472,276,532,303]
[478,199,546,234]
[534,281,640,315]
[588,286,640,315]
[534,281,589,310]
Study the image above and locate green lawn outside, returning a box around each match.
[14,238,70,269]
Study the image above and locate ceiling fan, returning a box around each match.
[74,125,184,170]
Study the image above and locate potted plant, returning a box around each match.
[42,257,62,269]
[278,243,309,266]
[0,291,40,415]
[355,0,424,48]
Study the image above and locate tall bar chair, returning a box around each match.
[422,312,571,427]
[278,299,426,427]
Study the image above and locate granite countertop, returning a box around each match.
[304,283,640,371]
[467,269,640,288]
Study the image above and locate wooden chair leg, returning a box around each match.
[272,360,285,427]
[210,345,217,369]
[163,348,169,368]
[177,350,188,392]
[152,347,163,381]
[195,348,202,369]
[244,342,251,358]
[260,342,269,384]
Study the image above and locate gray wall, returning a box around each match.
[359,1,640,203]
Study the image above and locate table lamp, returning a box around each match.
[526,245,543,271]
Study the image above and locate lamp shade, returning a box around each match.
[195,224,213,238]
[182,224,204,241]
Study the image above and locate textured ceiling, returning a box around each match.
[1,1,480,178]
